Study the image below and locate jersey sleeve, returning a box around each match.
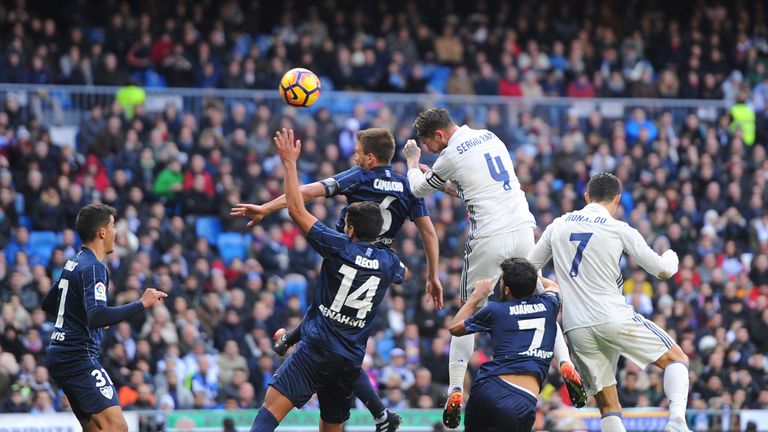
[541,291,562,309]
[527,223,554,271]
[464,304,495,334]
[392,260,406,284]
[407,155,452,198]
[82,263,109,314]
[306,220,350,258]
[620,224,679,279]
[409,197,430,219]
[324,167,364,197]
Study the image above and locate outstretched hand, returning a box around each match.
[274,128,302,163]
[140,288,167,309]
[229,203,267,227]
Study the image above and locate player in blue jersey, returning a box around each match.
[232,127,441,430]
[249,128,407,432]
[448,257,561,432]
[42,204,167,431]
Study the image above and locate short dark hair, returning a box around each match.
[587,172,622,203]
[413,108,455,139]
[346,201,383,242]
[76,204,116,242]
[500,257,538,299]
[357,128,395,163]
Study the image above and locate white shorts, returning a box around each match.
[460,228,535,304]
[566,315,674,396]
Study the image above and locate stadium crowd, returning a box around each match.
[0,0,767,106]
[0,0,768,431]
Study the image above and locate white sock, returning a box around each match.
[664,362,690,423]
[554,323,572,366]
[601,413,626,432]
[448,334,474,392]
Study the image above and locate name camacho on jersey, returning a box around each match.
[408,125,535,239]
[302,221,405,363]
[321,166,429,245]
[46,248,110,358]
[464,291,561,386]
[527,203,679,332]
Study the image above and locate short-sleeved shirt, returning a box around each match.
[323,165,428,245]
[464,291,561,385]
[47,248,109,358]
[302,221,405,363]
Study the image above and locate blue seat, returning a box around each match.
[195,217,222,246]
[217,232,247,265]
[284,274,308,311]
[18,216,32,229]
[29,231,58,267]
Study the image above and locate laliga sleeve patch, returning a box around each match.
[95,281,107,301]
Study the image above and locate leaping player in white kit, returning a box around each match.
[527,173,692,432]
[403,108,586,429]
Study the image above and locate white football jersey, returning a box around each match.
[527,203,679,332]
[408,125,535,239]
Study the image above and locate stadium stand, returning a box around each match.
[1,0,768,430]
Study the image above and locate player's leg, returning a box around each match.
[351,368,401,431]
[251,386,294,432]
[462,379,491,432]
[251,344,318,432]
[83,406,129,432]
[567,326,624,430]
[445,237,489,428]
[594,386,626,432]
[317,355,358,432]
[49,358,124,432]
[650,331,691,432]
[511,228,586,407]
[618,315,691,432]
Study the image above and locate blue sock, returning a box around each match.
[250,407,279,432]
[353,370,386,419]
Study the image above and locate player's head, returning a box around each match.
[585,172,622,213]
[354,128,396,169]
[413,108,458,153]
[499,257,538,300]
[344,201,383,242]
[76,204,117,254]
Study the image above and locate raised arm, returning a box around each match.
[274,128,317,234]
[230,183,326,227]
[414,215,443,309]
[404,140,447,198]
[621,224,679,280]
[448,279,494,336]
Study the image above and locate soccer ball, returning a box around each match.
[279,68,321,108]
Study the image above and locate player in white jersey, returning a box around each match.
[403,108,585,429]
[527,173,692,432]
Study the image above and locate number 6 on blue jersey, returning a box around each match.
[568,232,593,277]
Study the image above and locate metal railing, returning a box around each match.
[0,84,730,143]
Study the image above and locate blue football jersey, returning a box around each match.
[301,221,405,363]
[47,248,110,357]
[464,291,561,385]
[324,166,429,244]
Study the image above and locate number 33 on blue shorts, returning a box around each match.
[47,355,119,420]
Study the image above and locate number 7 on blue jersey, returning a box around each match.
[569,233,593,277]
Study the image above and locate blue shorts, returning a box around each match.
[464,376,538,432]
[270,342,359,424]
[47,348,119,421]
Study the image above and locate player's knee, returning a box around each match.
[670,345,689,366]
